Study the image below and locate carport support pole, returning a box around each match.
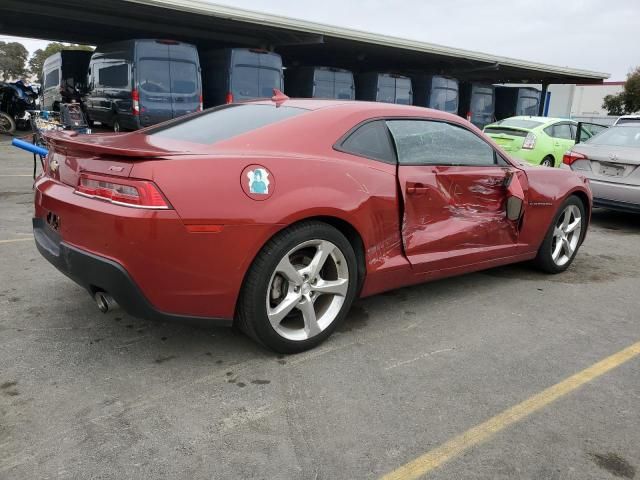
[539,82,549,116]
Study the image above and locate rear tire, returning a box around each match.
[540,156,554,167]
[534,195,586,273]
[112,117,121,133]
[0,112,16,135]
[237,221,358,353]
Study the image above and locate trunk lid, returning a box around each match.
[43,130,193,187]
[573,143,640,184]
[484,126,528,152]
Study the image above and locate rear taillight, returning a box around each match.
[522,132,536,150]
[75,173,171,209]
[132,89,140,116]
[198,94,203,111]
[225,92,234,104]
[563,151,586,166]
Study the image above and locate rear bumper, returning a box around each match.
[589,179,640,212]
[34,218,231,326]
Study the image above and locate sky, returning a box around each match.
[1,0,638,80]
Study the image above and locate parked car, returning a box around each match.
[484,116,606,167]
[34,98,591,352]
[285,66,355,99]
[563,123,640,213]
[459,83,495,129]
[85,39,202,132]
[356,73,413,104]
[614,115,640,126]
[411,75,458,114]
[41,50,93,111]
[495,86,541,119]
[201,48,283,107]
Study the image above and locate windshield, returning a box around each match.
[586,125,640,147]
[493,118,543,130]
[148,103,307,145]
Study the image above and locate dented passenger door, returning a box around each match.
[386,119,524,273]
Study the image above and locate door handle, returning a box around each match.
[406,182,428,195]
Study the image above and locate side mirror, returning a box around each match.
[506,196,524,221]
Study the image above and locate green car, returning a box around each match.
[484,116,605,167]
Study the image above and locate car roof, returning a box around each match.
[249,97,463,121]
[505,116,574,124]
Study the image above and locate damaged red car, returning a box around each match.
[34,96,591,353]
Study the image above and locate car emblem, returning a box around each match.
[609,153,618,161]
[241,165,275,200]
[49,158,59,172]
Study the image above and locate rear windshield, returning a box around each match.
[232,67,281,100]
[586,125,640,147]
[493,119,543,129]
[138,59,198,94]
[617,117,640,125]
[148,103,307,144]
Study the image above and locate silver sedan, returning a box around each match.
[562,124,640,213]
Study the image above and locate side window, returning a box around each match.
[44,69,60,89]
[550,123,573,140]
[98,63,129,88]
[386,119,500,166]
[339,120,396,163]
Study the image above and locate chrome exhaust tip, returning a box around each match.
[94,291,119,313]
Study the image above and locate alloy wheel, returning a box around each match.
[551,204,582,266]
[266,239,349,341]
[541,158,554,167]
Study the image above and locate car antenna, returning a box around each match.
[271,88,289,107]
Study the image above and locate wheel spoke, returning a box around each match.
[562,236,573,256]
[275,256,303,284]
[267,292,300,327]
[565,218,581,233]
[552,239,563,261]
[296,298,321,337]
[306,241,335,278]
[561,210,571,229]
[312,278,348,297]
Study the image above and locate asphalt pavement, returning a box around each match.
[1,135,639,479]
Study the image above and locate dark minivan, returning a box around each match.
[285,66,355,100]
[412,75,459,113]
[356,73,413,105]
[495,86,541,120]
[200,48,284,107]
[41,50,93,111]
[85,39,202,132]
[459,83,495,129]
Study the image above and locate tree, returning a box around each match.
[0,41,29,81]
[602,93,626,116]
[28,42,94,80]
[602,66,640,115]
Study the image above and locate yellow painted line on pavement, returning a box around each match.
[0,237,32,245]
[381,340,640,480]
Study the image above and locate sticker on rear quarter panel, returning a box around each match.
[241,165,275,201]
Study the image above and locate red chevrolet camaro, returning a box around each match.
[34,96,591,352]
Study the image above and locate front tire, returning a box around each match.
[0,112,16,135]
[534,196,586,273]
[237,221,358,353]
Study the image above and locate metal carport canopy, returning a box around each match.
[0,0,609,84]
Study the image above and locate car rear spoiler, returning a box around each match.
[42,130,189,158]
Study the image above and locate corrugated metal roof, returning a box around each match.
[127,0,609,80]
